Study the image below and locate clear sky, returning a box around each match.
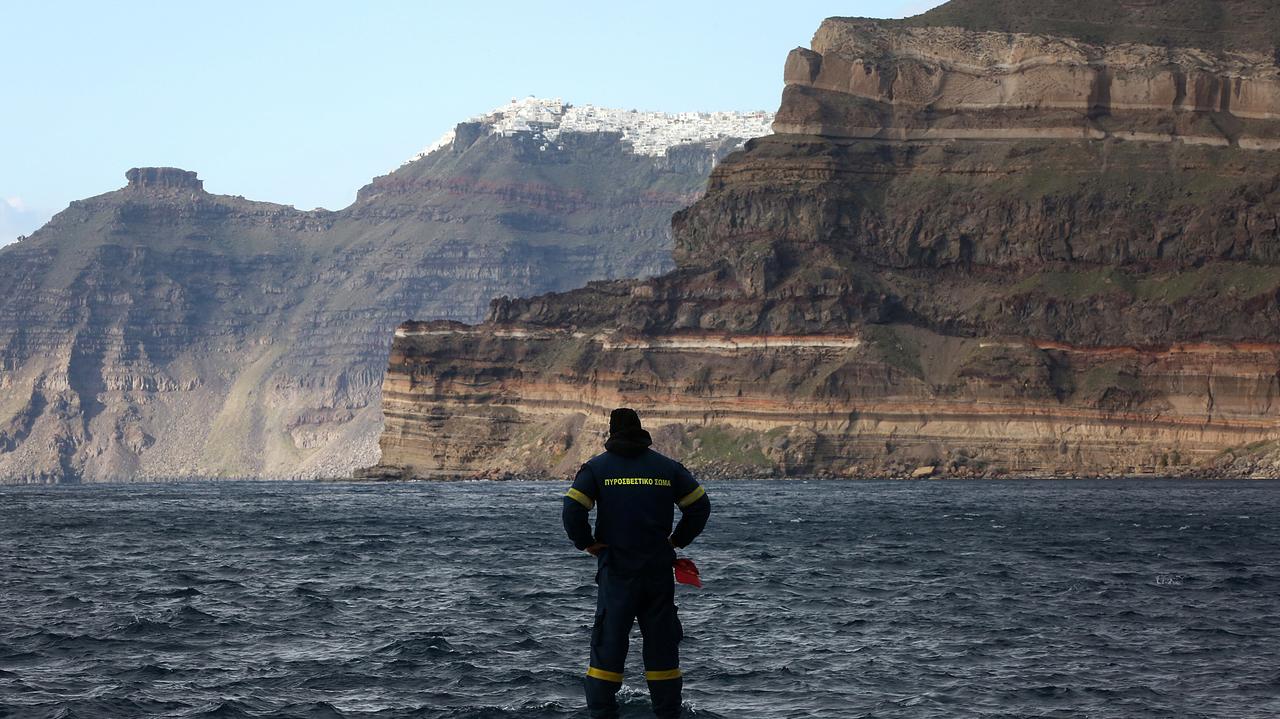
[0,0,944,243]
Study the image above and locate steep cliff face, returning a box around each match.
[0,103,770,483]
[0,168,323,482]
[372,1,1280,479]
[776,10,1280,149]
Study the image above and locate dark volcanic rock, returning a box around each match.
[125,167,204,192]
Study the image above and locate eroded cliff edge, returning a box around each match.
[370,0,1280,480]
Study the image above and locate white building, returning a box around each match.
[410,96,774,163]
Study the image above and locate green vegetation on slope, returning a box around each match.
[682,426,771,468]
[1010,263,1280,302]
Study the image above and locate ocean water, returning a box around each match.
[1,479,1278,719]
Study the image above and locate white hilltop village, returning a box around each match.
[410,97,775,163]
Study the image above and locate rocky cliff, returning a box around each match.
[0,102,771,483]
[371,0,1280,480]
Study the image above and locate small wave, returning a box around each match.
[108,605,235,638]
[11,630,120,656]
[426,700,577,719]
[0,706,78,719]
[189,700,257,718]
[373,634,457,659]
[298,671,383,691]
[175,605,215,620]
[111,662,175,680]
[165,570,206,584]
[499,637,542,650]
[260,702,346,719]
[1011,684,1079,699]
[332,584,385,598]
[112,617,171,637]
[295,591,336,607]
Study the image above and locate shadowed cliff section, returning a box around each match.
[370,0,1280,481]
[0,121,755,483]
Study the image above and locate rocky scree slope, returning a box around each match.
[371,0,1280,480]
[0,105,770,483]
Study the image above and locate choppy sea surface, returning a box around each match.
[2,480,1279,718]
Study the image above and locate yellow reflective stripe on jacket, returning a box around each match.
[645,668,682,681]
[587,666,623,682]
[677,485,705,508]
[566,488,594,510]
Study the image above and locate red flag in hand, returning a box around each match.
[673,558,702,588]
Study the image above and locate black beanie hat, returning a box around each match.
[609,407,643,435]
[605,407,651,456]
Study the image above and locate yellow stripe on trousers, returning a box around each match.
[587,666,623,683]
[645,668,682,681]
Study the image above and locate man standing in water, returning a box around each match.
[562,408,712,719]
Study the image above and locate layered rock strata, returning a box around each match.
[371,0,1280,479]
[776,20,1280,150]
[0,104,769,483]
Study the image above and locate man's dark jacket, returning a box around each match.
[562,432,710,576]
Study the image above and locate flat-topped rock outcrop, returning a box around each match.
[125,167,205,192]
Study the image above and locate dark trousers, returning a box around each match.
[584,564,683,719]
